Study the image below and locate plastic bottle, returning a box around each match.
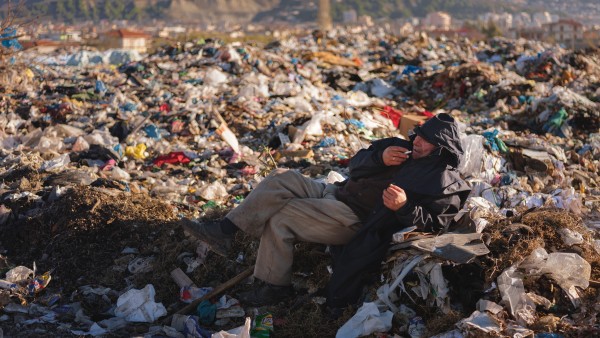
[0,280,17,290]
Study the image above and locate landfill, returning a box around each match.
[0,26,599,337]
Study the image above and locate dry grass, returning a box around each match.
[482,207,600,283]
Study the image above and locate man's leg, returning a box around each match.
[181,168,328,255]
[238,196,360,306]
[253,197,360,286]
[226,168,328,237]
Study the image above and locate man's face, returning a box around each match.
[412,135,437,159]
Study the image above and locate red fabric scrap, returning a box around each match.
[380,106,403,128]
[421,110,435,118]
[153,152,191,167]
[159,103,171,113]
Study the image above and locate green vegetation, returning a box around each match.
[26,0,155,23]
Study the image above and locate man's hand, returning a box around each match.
[382,146,410,166]
[383,184,407,211]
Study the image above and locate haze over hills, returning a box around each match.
[9,0,599,24]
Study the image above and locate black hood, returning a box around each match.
[411,113,463,168]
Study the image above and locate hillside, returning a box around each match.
[21,0,282,23]
[8,0,564,24]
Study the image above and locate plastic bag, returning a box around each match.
[114,284,167,323]
[198,181,228,201]
[336,302,393,338]
[41,154,71,172]
[204,68,229,87]
[557,228,584,246]
[497,265,535,325]
[212,317,251,338]
[459,135,485,178]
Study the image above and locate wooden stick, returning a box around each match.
[162,265,254,325]
[590,280,600,288]
[90,199,101,213]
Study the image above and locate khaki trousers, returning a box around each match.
[227,168,361,286]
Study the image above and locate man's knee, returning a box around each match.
[268,168,291,177]
[264,168,303,183]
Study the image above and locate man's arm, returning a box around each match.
[348,138,411,179]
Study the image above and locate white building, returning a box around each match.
[532,12,554,27]
[102,29,151,53]
[543,19,584,49]
[513,12,532,28]
[479,13,513,30]
[158,26,187,38]
[425,12,451,30]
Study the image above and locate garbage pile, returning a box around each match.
[0,27,599,337]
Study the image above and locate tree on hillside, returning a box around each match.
[1,0,26,58]
[103,0,127,21]
[482,19,503,38]
[0,0,34,93]
[78,0,91,21]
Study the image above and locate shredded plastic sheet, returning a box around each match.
[378,255,425,313]
[520,248,591,307]
[336,302,394,338]
[497,265,536,326]
[457,310,502,333]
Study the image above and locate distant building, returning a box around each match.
[532,12,554,27]
[358,15,373,27]
[513,12,532,28]
[102,29,151,53]
[342,9,358,24]
[21,40,80,53]
[39,29,82,42]
[543,19,584,49]
[425,12,451,30]
[428,27,484,41]
[583,28,600,48]
[158,26,187,38]
[510,27,545,41]
[479,13,513,30]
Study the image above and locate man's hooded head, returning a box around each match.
[411,113,463,167]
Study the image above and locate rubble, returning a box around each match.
[0,27,599,337]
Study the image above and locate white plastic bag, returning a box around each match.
[198,181,228,201]
[5,266,34,283]
[204,68,229,87]
[497,265,536,325]
[114,284,167,323]
[459,135,485,178]
[211,317,251,338]
[336,302,393,338]
[557,228,584,246]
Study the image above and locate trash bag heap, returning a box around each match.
[0,27,599,337]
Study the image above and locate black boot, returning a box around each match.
[180,218,233,256]
[238,283,294,306]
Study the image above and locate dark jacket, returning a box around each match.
[334,138,410,222]
[327,113,471,307]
